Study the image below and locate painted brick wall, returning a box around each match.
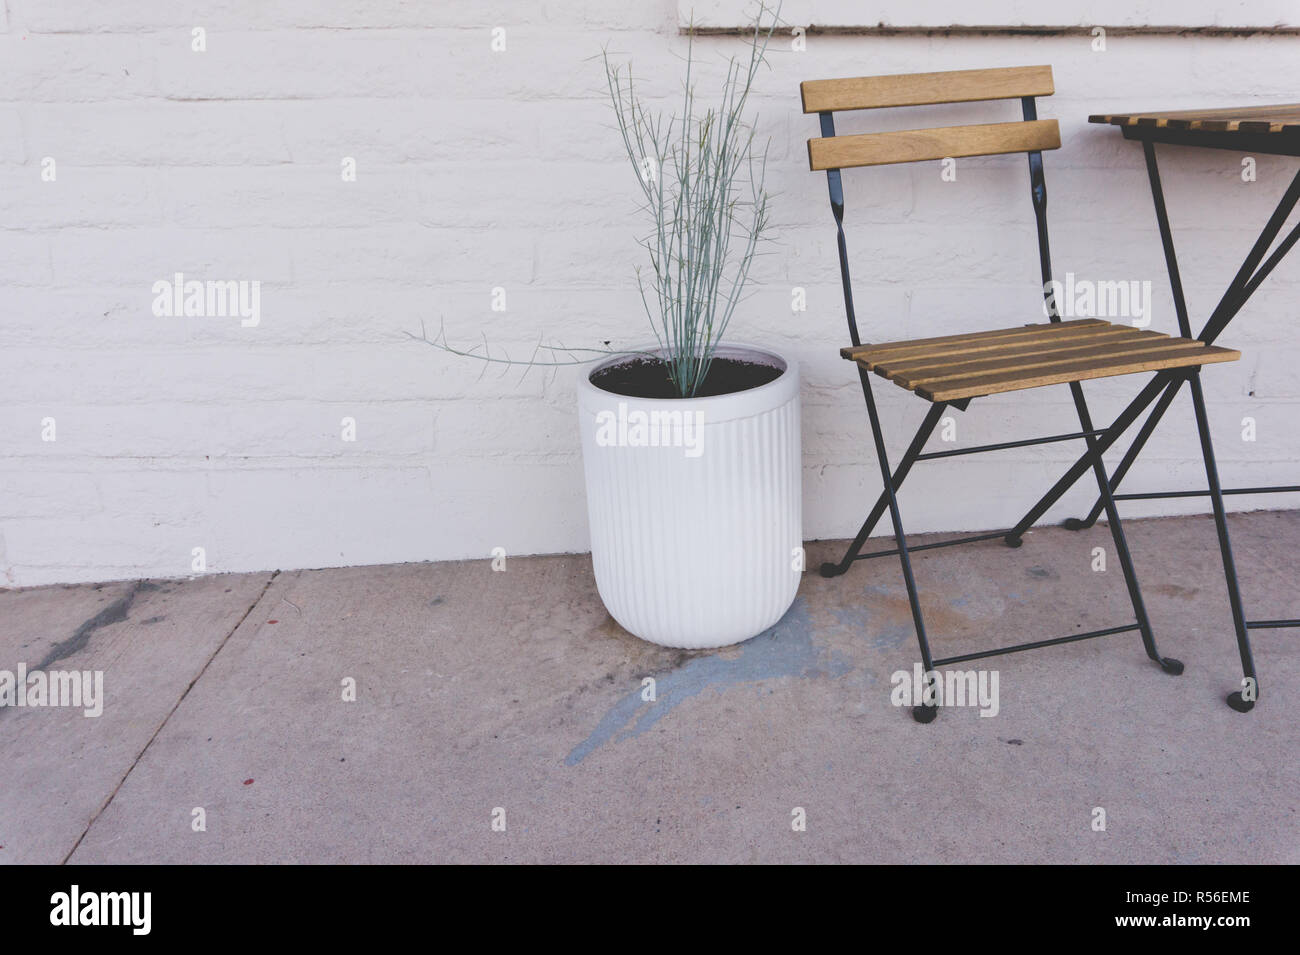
[2,2,1299,585]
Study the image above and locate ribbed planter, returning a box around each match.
[577,343,801,649]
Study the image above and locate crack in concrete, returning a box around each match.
[59,571,281,864]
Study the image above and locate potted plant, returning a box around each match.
[580,13,800,649]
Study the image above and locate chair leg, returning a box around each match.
[1186,371,1258,712]
[1006,372,1172,545]
[1063,381,1182,674]
[821,402,947,578]
[1065,376,1186,532]
[855,369,940,723]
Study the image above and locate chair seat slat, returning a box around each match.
[889,336,1207,389]
[916,343,1239,401]
[878,329,1169,382]
[841,320,1239,402]
[839,318,1105,362]
[851,323,1138,368]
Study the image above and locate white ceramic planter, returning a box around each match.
[578,343,801,649]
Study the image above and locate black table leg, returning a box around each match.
[1051,144,1300,710]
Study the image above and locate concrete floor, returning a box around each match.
[2,510,1297,864]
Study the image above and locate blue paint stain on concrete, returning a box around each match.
[565,597,850,766]
[829,594,911,650]
[870,622,913,651]
[829,605,870,631]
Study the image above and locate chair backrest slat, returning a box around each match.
[808,119,1061,170]
[801,65,1054,114]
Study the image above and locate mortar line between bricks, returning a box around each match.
[59,569,283,865]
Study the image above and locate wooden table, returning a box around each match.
[1090,104,1300,156]
[1009,105,1300,713]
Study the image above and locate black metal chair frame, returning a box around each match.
[816,96,1194,723]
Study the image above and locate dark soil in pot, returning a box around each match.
[590,356,782,399]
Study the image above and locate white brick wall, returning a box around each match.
[2,2,1299,585]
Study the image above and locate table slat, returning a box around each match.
[1090,104,1300,135]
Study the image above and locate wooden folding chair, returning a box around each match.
[802,65,1242,722]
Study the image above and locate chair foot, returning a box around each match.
[1158,656,1184,676]
[1062,517,1092,531]
[912,703,938,724]
[1226,691,1255,713]
[1004,534,1023,548]
[819,561,847,578]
